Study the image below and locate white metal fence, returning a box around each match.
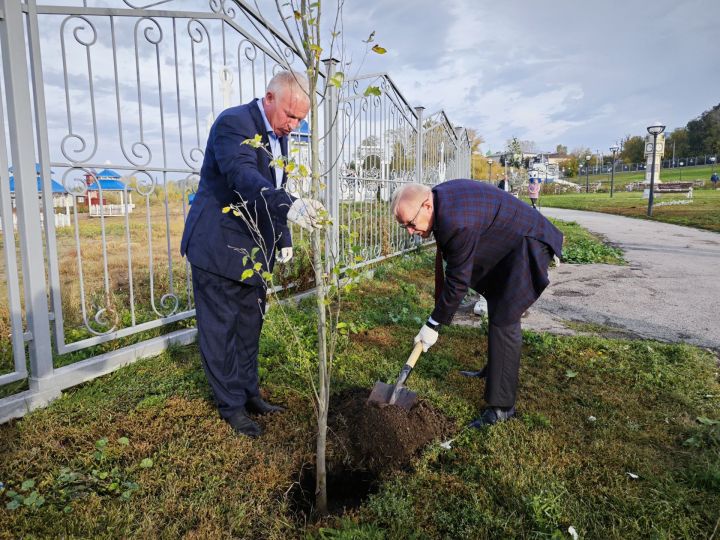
[0,0,471,422]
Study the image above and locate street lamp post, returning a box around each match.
[679,161,684,181]
[487,158,494,184]
[647,123,666,217]
[609,144,619,197]
[710,156,717,173]
[585,154,591,193]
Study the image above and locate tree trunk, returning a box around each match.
[309,70,329,516]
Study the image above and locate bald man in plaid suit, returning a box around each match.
[391,179,563,426]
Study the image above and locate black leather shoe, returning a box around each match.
[468,406,516,429]
[226,408,262,437]
[246,396,285,415]
[459,366,487,378]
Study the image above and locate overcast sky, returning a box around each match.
[336,0,720,154]
[13,0,719,176]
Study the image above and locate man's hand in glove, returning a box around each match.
[275,247,293,263]
[287,198,326,231]
[414,323,439,352]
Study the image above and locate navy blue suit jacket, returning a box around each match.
[181,99,296,286]
[430,179,564,326]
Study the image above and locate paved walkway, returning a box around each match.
[457,209,720,351]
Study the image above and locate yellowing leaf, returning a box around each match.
[371,44,387,54]
[232,210,240,216]
[293,10,302,19]
[222,206,231,213]
[364,86,381,97]
[253,262,262,271]
[241,269,254,281]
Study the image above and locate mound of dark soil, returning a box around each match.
[289,387,453,519]
[329,387,454,473]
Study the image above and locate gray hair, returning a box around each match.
[267,70,309,101]
[390,183,432,216]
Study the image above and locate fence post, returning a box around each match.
[415,106,424,184]
[0,0,56,398]
[322,58,340,270]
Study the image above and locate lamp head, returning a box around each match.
[647,123,666,135]
[609,145,619,153]
[487,159,494,165]
[585,154,591,161]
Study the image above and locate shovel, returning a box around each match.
[367,341,424,410]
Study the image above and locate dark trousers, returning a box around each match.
[484,319,522,408]
[191,265,266,419]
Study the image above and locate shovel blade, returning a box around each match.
[367,381,418,410]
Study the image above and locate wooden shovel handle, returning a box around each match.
[406,341,424,369]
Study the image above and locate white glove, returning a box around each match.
[276,247,293,264]
[287,198,326,231]
[414,324,439,352]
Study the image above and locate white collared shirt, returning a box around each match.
[257,99,283,188]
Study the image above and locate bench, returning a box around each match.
[642,181,693,201]
[656,182,694,194]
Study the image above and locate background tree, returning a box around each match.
[687,102,720,155]
[664,128,689,163]
[465,128,489,180]
[559,156,578,177]
[620,135,645,164]
[505,137,523,168]
[555,144,567,155]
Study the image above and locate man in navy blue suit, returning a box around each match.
[391,180,563,426]
[181,71,324,437]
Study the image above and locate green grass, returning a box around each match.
[1,248,718,538]
[539,189,720,232]
[549,219,625,265]
[566,163,717,190]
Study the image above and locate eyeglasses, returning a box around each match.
[398,198,428,230]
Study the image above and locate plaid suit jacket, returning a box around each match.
[430,179,563,326]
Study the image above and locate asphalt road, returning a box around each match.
[526,208,720,351]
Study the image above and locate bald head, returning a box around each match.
[390,183,431,217]
[391,183,434,238]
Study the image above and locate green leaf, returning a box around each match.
[6,499,20,510]
[20,479,35,491]
[565,369,578,379]
[371,44,387,54]
[329,71,344,88]
[241,269,254,281]
[364,86,381,97]
[139,458,154,469]
[241,134,263,148]
[261,272,273,282]
[697,416,719,425]
[251,247,260,258]
[336,322,348,329]
[242,256,249,266]
[118,436,130,446]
